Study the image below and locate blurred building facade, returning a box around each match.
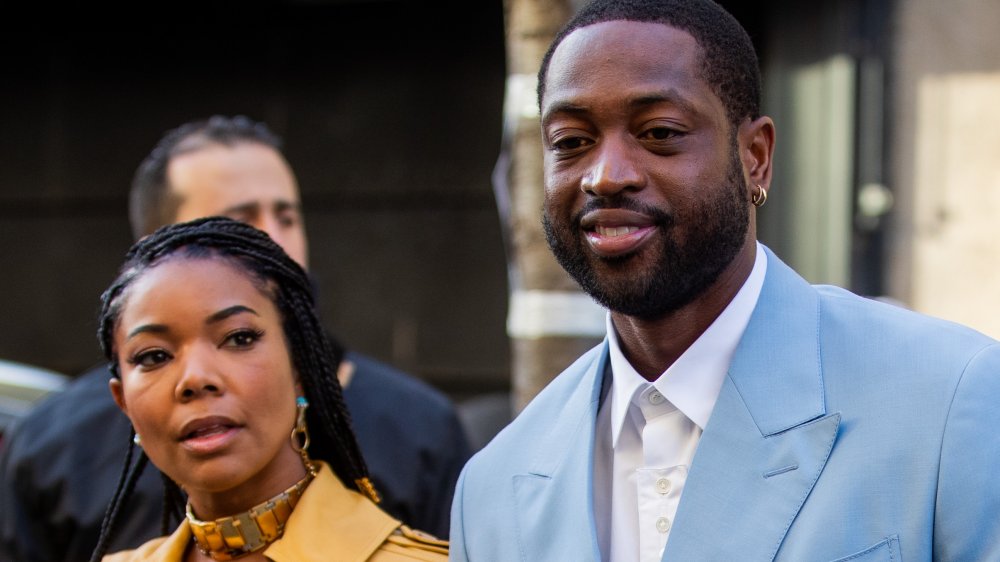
[0,0,998,411]
[753,0,1000,340]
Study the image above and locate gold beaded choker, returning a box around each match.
[186,467,316,561]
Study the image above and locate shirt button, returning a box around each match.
[655,477,671,494]
[656,517,671,533]
[648,391,665,405]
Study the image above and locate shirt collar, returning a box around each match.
[608,242,768,447]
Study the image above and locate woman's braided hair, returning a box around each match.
[89,216,371,561]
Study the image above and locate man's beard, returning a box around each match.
[542,146,750,321]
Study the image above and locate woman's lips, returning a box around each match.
[181,426,240,454]
[178,416,241,455]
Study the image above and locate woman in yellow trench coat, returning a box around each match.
[91,217,448,562]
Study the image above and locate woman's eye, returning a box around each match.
[223,329,263,349]
[131,349,171,369]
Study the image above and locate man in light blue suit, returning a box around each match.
[450,0,1000,560]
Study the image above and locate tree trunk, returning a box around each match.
[496,0,604,413]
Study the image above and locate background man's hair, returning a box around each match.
[537,0,761,130]
[128,115,284,240]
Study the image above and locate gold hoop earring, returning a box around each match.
[752,184,768,207]
[291,395,379,503]
[290,396,318,475]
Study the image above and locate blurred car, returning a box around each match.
[0,359,70,438]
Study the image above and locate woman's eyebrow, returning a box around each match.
[126,324,168,340]
[206,305,260,325]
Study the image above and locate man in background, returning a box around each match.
[0,115,471,561]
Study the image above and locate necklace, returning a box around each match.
[186,467,316,561]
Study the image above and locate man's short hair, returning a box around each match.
[537,0,761,130]
[128,115,284,240]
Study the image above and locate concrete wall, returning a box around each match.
[755,0,869,289]
[888,0,1000,338]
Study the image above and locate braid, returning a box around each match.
[94,216,375,553]
[159,473,185,535]
[89,435,150,562]
[280,288,371,485]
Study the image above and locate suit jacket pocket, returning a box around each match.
[828,535,900,562]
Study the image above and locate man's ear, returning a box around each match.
[739,115,775,190]
[109,377,128,415]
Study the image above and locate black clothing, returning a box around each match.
[0,352,470,562]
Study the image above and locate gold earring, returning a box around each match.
[290,396,318,475]
[752,184,768,207]
[290,395,379,503]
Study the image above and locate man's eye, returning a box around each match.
[223,329,264,348]
[131,349,171,368]
[551,136,592,152]
[643,127,682,140]
[225,210,256,224]
[277,213,299,228]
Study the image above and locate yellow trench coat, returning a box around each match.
[103,462,448,562]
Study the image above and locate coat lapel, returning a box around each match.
[513,344,610,562]
[663,248,840,561]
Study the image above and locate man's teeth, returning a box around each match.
[596,225,639,237]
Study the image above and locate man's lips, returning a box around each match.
[580,209,657,257]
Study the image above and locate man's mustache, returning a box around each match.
[573,196,673,228]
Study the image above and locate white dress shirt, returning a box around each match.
[594,242,767,562]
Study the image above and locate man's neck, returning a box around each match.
[610,243,758,381]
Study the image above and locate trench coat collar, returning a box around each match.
[104,462,401,562]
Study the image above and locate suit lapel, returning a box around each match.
[664,248,840,561]
[513,344,609,562]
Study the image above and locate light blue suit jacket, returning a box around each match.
[451,247,1000,561]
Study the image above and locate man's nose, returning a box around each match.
[253,214,283,243]
[580,138,645,197]
[246,212,308,269]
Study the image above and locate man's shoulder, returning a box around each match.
[815,285,999,351]
[341,351,470,457]
[4,364,122,447]
[767,248,989,350]
[345,352,453,410]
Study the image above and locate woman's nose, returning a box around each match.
[175,347,224,401]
